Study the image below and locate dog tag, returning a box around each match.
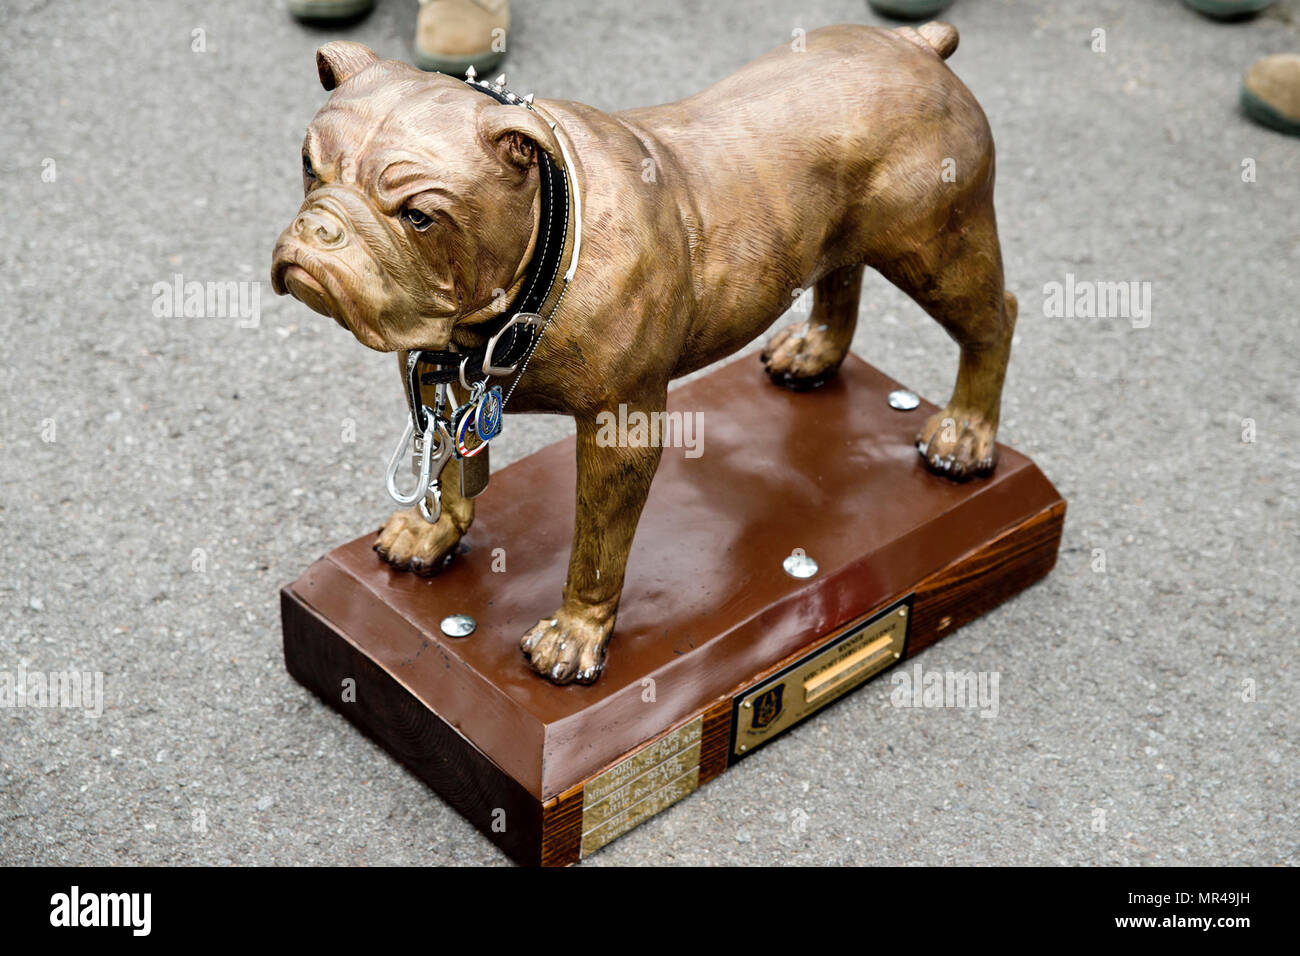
[459,444,490,498]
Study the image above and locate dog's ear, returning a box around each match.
[316,42,380,91]
[477,103,565,174]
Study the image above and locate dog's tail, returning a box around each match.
[894,21,959,60]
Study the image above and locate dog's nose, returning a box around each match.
[291,208,347,249]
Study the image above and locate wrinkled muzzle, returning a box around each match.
[270,185,411,350]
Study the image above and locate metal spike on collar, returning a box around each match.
[462,68,534,111]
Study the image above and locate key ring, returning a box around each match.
[454,404,490,458]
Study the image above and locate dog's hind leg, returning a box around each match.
[875,196,1016,481]
[762,263,863,390]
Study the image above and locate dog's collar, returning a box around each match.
[408,69,581,404]
[385,71,582,525]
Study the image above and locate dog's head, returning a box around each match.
[270,42,563,352]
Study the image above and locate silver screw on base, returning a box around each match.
[782,548,818,579]
[888,389,920,411]
[440,614,476,638]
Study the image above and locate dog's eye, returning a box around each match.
[302,154,315,180]
[402,207,433,232]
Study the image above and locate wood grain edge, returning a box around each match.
[907,499,1067,658]
[698,699,733,784]
[539,786,583,867]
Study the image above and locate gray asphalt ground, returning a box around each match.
[1,0,1296,867]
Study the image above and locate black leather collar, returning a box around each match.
[410,79,570,391]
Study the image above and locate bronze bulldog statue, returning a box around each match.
[271,22,1018,685]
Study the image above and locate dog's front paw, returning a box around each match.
[374,507,464,575]
[761,320,849,391]
[520,607,615,685]
[916,407,998,481]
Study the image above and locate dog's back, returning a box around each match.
[594,23,995,368]
[622,23,983,176]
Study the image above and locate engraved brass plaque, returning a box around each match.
[731,595,911,758]
[581,715,702,857]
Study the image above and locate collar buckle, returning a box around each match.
[482,312,545,376]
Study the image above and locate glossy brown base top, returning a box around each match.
[281,353,1065,864]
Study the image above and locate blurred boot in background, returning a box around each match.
[414,0,510,74]
[1241,54,1300,136]
[288,0,376,23]
[868,1,955,20]
[1181,0,1276,20]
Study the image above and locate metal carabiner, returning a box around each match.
[415,417,454,523]
[417,419,454,523]
[418,482,443,524]
[385,416,429,507]
[385,411,452,508]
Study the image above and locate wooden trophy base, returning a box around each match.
[281,354,1065,865]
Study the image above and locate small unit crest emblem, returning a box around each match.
[751,684,785,730]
